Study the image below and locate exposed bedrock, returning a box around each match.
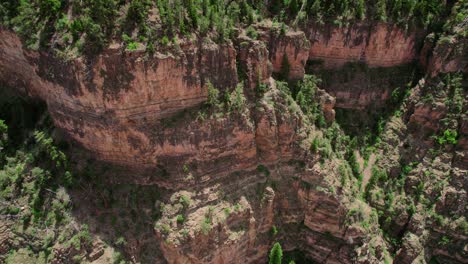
[1,17,466,263]
[0,22,430,170]
[303,23,425,111]
[153,160,367,264]
[420,32,468,77]
[260,29,311,80]
[304,22,424,69]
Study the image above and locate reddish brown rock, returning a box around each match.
[236,38,272,91]
[5,18,465,263]
[305,23,422,69]
[266,31,310,80]
[255,80,299,162]
[423,36,468,77]
[317,88,336,123]
[0,29,245,171]
[408,102,447,136]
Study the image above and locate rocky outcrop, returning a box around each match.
[420,33,468,77]
[236,38,272,91]
[317,88,336,123]
[305,23,422,69]
[263,30,311,80]
[408,102,447,136]
[0,29,246,170]
[152,158,368,264]
[254,80,300,162]
[303,23,424,110]
[2,14,465,263]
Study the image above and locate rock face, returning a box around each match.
[0,25,365,263]
[0,30,241,168]
[305,23,422,69]
[303,23,424,111]
[408,102,447,136]
[236,38,271,91]
[264,30,311,80]
[254,80,299,162]
[1,15,466,263]
[420,33,468,77]
[317,88,336,123]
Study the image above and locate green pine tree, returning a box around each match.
[269,242,283,264]
[269,0,282,15]
[289,0,299,15]
[280,54,290,80]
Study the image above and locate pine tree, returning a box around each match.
[280,54,290,80]
[269,242,283,264]
[187,0,198,29]
[375,0,387,21]
[289,0,299,15]
[356,0,365,20]
[206,81,219,107]
[269,0,282,15]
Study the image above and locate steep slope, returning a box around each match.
[0,1,466,264]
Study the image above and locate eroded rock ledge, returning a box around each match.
[0,22,451,264]
[0,23,424,170]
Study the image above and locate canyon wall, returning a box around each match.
[1,18,465,263]
[304,23,423,69]
[0,30,245,169]
[303,23,424,110]
[0,22,426,169]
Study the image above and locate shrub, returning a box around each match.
[40,0,61,17]
[439,235,450,246]
[201,217,211,235]
[246,26,258,39]
[223,207,231,216]
[374,0,387,21]
[256,82,269,96]
[182,164,189,173]
[187,0,198,28]
[176,214,185,224]
[34,131,67,168]
[126,41,138,51]
[348,153,360,177]
[311,137,320,153]
[70,18,85,39]
[257,164,270,177]
[67,225,92,250]
[295,75,323,123]
[406,201,416,216]
[339,163,351,186]
[126,0,149,26]
[63,171,73,187]
[161,35,170,46]
[115,236,127,246]
[206,82,220,107]
[271,225,278,236]
[112,251,125,264]
[160,224,171,235]
[316,113,326,128]
[435,129,458,145]
[231,83,246,112]
[0,120,7,135]
[179,195,191,208]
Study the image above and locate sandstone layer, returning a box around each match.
[1,16,466,263]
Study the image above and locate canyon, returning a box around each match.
[0,6,466,264]
[0,22,423,169]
